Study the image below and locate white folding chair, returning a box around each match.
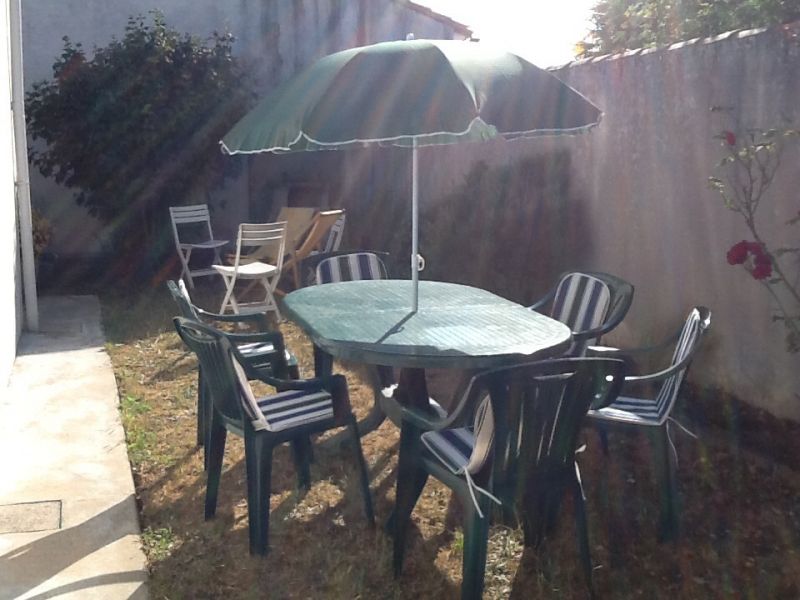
[169,204,228,289]
[213,222,287,319]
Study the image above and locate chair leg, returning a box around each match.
[263,277,282,321]
[290,436,313,491]
[573,476,596,598]
[219,274,236,314]
[196,368,206,448]
[348,416,375,525]
[596,422,610,456]
[650,425,680,542]
[392,423,427,577]
[461,499,491,600]
[204,414,227,520]
[246,434,273,556]
[180,249,195,290]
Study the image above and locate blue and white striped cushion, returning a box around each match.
[422,428,475,473]
[232,357,333,432]
[316,252,387,284]
[590,395,662,425]
[551,273,611,354]
[256,389,334,432]
[590,309,705,426]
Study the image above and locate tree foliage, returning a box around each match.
[579,0,800,56]
[25,12,252,270]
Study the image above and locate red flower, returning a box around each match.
[724,130,737,146]
[727,240,773,279]
[727,241,749,265]
[751,262,772,280]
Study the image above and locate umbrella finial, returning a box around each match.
[405,33,415,40]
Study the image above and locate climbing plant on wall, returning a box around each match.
[709,126,800,353]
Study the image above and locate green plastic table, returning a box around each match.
[283,280,572,433]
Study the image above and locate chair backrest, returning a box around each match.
[653,306,712,419]
[173,317,289,432]
[233,221,288,270]
[321,212,346,253]
[293,210,345,260]
[169,204,215,245]
[551,272,611,336]
[315,252,388,284]
[276,206,318,253]
[166,279,200,321]
[462,358,625,525]
[173,317,250,427]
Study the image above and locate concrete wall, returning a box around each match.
[334,24,800,421]
[21,0,469,260]
[551,25,800,420]
[1,0,22,386]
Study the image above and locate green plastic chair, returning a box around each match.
[173,317,374,555]
[529,271,634,356]
[387,357,626,600]
[587,306,712,541]
[167,279,299,450]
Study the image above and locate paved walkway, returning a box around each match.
[0,296,148,599]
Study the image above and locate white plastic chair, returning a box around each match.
[213,222,287,319]
[169,204,228,289]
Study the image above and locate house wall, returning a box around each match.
[338,24,800,421]
[1,0,22,386]
[21,0,469,261]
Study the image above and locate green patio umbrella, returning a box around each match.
[221,39,602,311]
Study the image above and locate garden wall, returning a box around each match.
[1,0,23,386]
[21,0,469,261]
[337,24,800,421]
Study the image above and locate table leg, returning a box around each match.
[386,368,431,535]
[316,347,389,449]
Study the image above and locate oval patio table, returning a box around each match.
[282,280,572,435]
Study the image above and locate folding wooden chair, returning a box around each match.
[281,209,345,291]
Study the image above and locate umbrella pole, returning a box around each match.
[411,140,419,312]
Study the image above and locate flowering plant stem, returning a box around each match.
[710,127,800,353]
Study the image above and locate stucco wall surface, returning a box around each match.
[354,25,799,420]
[552,26,800,420]
[1,0,22,387]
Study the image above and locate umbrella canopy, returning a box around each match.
[221,39,602,309]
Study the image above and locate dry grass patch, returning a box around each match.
[102,287,800,599]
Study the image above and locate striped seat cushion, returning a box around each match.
[421,428,475,473]
[551,273,611,354]
[421,394,494,475]
[316,252,387,284]
[589,395,662,426]
[232,358,334,432]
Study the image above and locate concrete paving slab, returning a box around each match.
[0,296,148,600]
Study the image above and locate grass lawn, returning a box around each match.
[100,286,800,599]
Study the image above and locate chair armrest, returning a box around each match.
[404,404,450,430]
[621,339,702,387]
[254,372,329,392]
[527,287,556,312]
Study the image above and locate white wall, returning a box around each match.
[1,0,22,386]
